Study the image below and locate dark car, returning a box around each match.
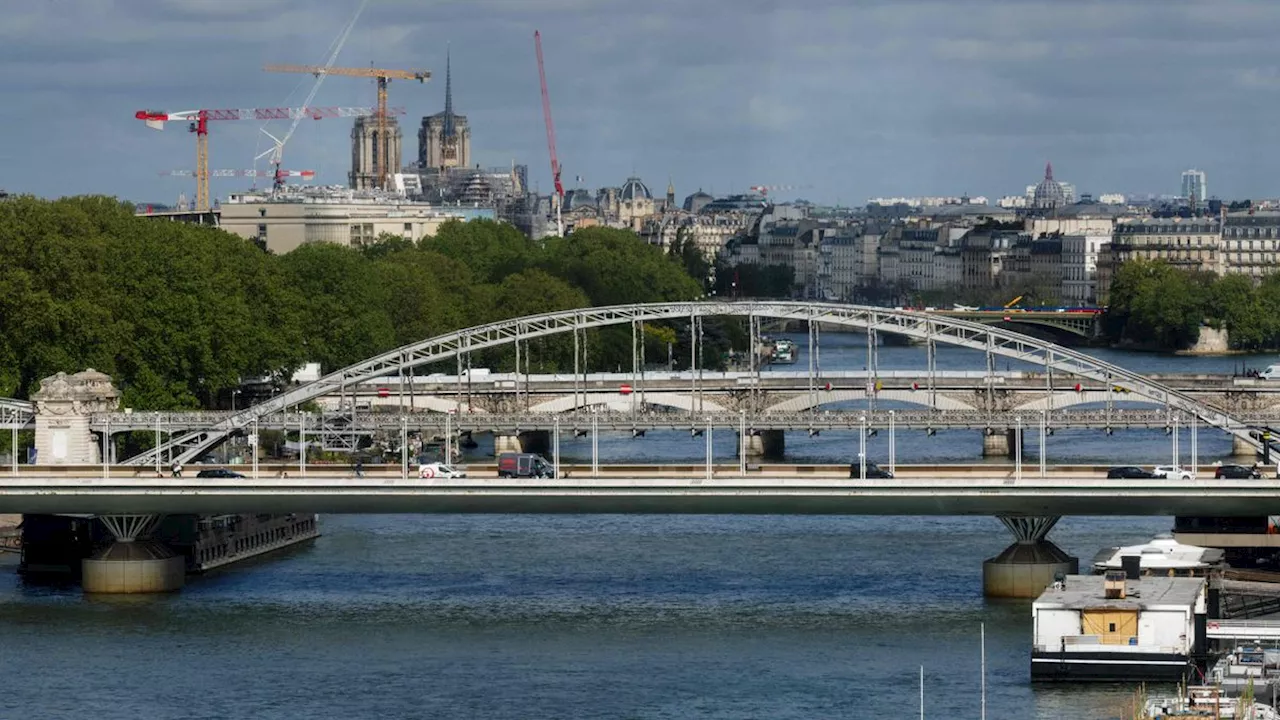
[1215,464,1263,479]
[497,453,554,479]
[1106,466,1159,479]
[196,468,246,479]
[849,462,894,479]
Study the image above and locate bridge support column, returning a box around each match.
[493,431,551,457]
[982,428,1022,458]
[982,516,1077,599]
[1231,435,1257,458]
[494,434,522,456]
[81,514,185,594]
[739,430,784,460]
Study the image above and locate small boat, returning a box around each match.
[772,339,797,364]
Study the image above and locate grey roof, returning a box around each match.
[620,176,652,201]
[1033,574,1204,611]
[916,204,1016,218]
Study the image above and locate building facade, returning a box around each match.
[1181,169,1207,204]
[350,116,402,191]
[220,189,492,254]
[1061,233,1109,305]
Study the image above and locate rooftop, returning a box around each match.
[1034,574,1205,611]
[1091,534,1225,572]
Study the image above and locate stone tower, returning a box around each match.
[350,116,403,190]
[418,48,471,171]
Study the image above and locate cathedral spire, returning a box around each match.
[1044,161,1054,181]
[443,45,455,139]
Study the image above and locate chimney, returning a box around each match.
[1105,570,1127,600]
[1121,554,1142,582]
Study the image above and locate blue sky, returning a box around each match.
[4,0,1280,206]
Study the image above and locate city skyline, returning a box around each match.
[4,1,1280,205]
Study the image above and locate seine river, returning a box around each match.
[0,336,1274,719]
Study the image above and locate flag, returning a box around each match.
[575,175,583,183]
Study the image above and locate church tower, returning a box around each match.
[418,48,471,171]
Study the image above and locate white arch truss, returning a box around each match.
[123,300,1263,465]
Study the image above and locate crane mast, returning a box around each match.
[135,106,381,213]
[534,31,564,237]
[263,65,430,190]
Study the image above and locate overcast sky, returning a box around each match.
[5,0,1280,206]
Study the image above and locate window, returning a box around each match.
[1108,623,1116,632]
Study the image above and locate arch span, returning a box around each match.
[124,301,1261,465]
[764,389,976,413]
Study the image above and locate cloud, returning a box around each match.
[4,0,1280,204]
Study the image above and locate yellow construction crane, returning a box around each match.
[264,65,431,189]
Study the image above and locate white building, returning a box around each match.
[1031,574,1207,682]
[1060,233,1110,305]
[219,187,493,254]
[1181,169,1208,203]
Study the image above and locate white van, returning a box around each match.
[1261,365,1280,380]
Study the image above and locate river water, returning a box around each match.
[0,337,1274,719]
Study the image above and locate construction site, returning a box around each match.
[133,2,556,245]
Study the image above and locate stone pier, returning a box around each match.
[1232,435,1259,458]
[982,428,1023,458]
[740,430,785,460]
[493,430,552,457]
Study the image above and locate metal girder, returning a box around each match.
[0,398,34,430]
[99,408,1271,434]
[121,301,1263,465]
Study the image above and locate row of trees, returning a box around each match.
[0,196,721,410]
[1105,258,1280,351]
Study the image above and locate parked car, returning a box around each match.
[196,468,245,479]
[1152,465,1195,481]
[849,462,894,479]
[1106,466,1159,479]
[417,462,466,479]
[497,452,554,479]
[1215,464,1263,479]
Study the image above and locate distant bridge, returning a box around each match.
[121,300,1263,465]
[929,309,1102,338]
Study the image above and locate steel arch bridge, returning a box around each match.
[122,300,1262,465]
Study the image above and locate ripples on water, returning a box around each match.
[0,341,1249,718]
[2,514,1171,719]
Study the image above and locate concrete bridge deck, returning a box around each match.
[2,475,1278,516]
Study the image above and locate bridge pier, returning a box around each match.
[81,514,185,594]
[493,431,551,457]
[740,430,785,460]
[1232,435,1258,459]
[982,428,1022,458]
[982,516,1078,599]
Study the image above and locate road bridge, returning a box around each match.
[121,300,1267,467]
[0,474,1274,516]
[9,470,1274,597]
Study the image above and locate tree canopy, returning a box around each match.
[0,196,713,409]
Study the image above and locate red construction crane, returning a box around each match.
[134,105,398,212]
[534,31,564,236]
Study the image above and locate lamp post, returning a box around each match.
[251,417,259,480]
[859,415,867,480]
